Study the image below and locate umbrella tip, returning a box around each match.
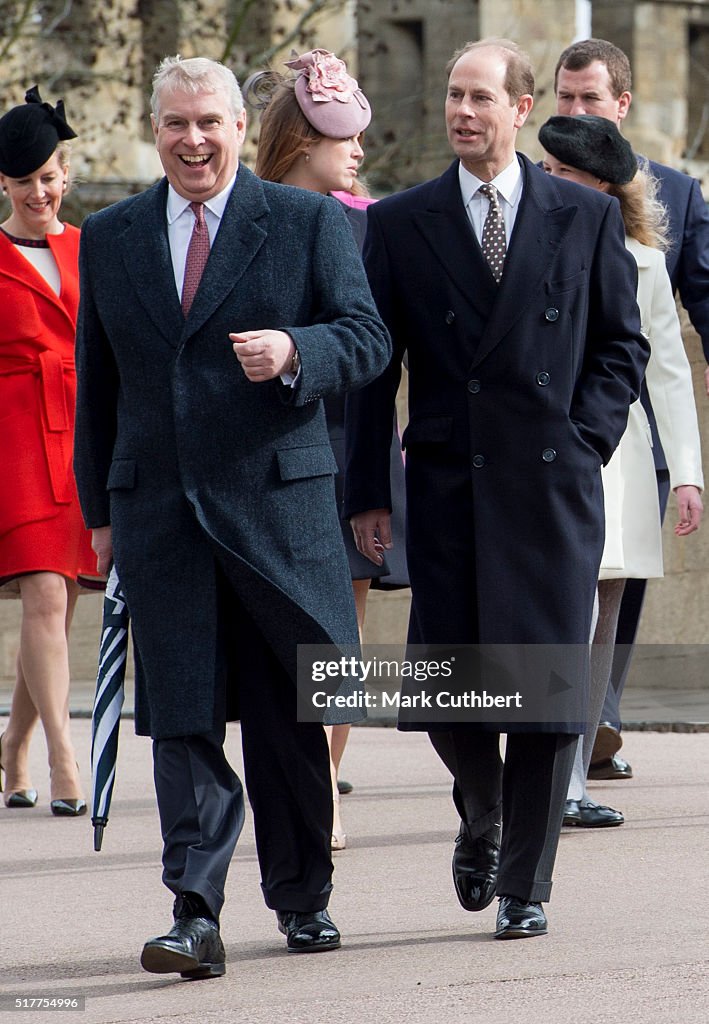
[93,822,105,851]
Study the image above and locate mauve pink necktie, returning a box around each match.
[181,202,210,315]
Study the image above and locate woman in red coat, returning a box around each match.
[0,88,100,815]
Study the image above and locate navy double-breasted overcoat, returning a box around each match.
[344,156,649,731]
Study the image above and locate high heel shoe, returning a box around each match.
[0,733,38,809]
[50,798,87,817]
[330,792,346,851]
[50,760,86,817]
[331,828,347,851]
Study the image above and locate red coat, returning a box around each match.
[0,225,98,588]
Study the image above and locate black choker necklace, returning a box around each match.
[0,227,50,248]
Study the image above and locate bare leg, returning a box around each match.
[324,578,372,848]
[4,574,84,803]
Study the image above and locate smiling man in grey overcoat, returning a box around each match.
[73,55,390,977]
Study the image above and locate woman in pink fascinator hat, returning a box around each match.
[246,48,409,851]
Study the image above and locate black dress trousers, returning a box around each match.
[153,556,334,920]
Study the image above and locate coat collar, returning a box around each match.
[0,227,78,327]
[625,234,653,268]
[117,165,269,348]
[410,155,580,367]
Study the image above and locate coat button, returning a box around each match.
[536,371,551,386]
[544,307,560,322]
[467,379,481,394]
[445,310,456,324]
[541,448,557,462]
[472,454,486,468]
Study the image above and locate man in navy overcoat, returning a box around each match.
[344,39,648,940]
[73,55,390,976]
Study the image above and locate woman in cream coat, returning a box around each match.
[540,115,703,827]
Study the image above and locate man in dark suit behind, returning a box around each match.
[554,38,709,776]
[344,38,648,939]
[73,55,390,977]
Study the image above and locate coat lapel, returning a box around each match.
[118,179,185,348]
[411,161,498,321]
[182,165,269,340]
[0,231,75,329]
[471,155,579,368]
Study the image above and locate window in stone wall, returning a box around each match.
[139,0,180,141]
[686,22,709,161]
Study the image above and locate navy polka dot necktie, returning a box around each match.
[478,183,507,284]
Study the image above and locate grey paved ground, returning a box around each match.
[0,718,707,1024]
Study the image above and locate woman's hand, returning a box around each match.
[674,485,703,536]
[350,509,392,565]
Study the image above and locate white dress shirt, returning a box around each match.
[458,158,524,246]
[166,173,236,297]
[165,170,299,386]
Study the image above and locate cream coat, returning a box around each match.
[600,236,704,579]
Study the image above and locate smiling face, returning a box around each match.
[152,85,246,202]
[445,47,533,180]
[555,61,631,124]
[0,150,69,239]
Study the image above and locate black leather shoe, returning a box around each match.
[452,821,500,912]
[563,798,624,827]
[495,897,547,939]
[587,753,633,780]
[141,895,225,979]
[276,909,341,953]
[337,779,353,795]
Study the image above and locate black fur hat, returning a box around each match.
[538,115,637,185]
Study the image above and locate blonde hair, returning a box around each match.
[608,162,669,251]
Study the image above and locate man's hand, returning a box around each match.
[92,525,113,576]
[231,330,295,382]
[350,509,392,566]
[674,485,703,536]
[704,366,709,397]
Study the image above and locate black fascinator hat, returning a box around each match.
[0,86,78,178]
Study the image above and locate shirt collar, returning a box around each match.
[166,171,238,224]
[458,157,523,209]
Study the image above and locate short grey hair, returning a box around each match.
[151,55,244,120]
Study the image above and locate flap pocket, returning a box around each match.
[276,444,338,482]
[401,416,453,449]
[546,269,586,294]
[106,458,137,490]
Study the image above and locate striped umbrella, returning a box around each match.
[90,565,129,851]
